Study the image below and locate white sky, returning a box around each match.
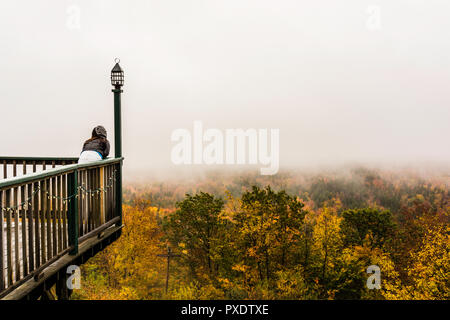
[0,0,449,176]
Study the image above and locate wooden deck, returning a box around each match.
[0,157,123,299]
[2,220,68,286]
[2,223,122,300]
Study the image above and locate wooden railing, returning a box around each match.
[0,157,79,180]
[0,157,123,298]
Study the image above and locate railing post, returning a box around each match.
[115,162,123,228]
[112,61,123,228]
[68,170,79,255]
[113,86,122,159]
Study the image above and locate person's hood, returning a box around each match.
[92,125,107,138]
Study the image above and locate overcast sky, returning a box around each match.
[0,0,449,177]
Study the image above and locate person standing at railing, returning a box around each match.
[78,125,111,163]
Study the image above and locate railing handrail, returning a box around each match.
[0,156,79,164]
[0,157,124,189]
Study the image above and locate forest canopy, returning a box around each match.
[73,167,449,300]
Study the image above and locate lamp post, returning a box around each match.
[111,58,124,158]
[111,58,124,227]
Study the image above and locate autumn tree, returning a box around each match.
[163,192,226,282]
[340,208,396,249]
[310,206,343,298]
[234,186,307,285]
[398,225,450,300]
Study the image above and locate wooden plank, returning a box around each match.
[88,169,93,232]
[113,164,117,219]
[100,167,105,225]
[27,183,34,273]
[51,176,57,256]
[62,174,67,250]
[40,180,46,264]
[93,168,98,229]
[2,160,6,179]
[84,170,88,234]
[12,161,17,177]
[46,178,52,260]
[79,171,84,237]
[0,190,4,291]
[13,187,20,281]
[5,189,13,286]
[1,224,122,300]
[33,181,40,268]
[109,165,114,221]
[57,175,62,253]
[105,166,109,221]
[21,185,28,277]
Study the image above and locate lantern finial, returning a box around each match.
[111,59,124,87]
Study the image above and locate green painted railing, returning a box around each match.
[0,157,123,298]
[0,157,79,180]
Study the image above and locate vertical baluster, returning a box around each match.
[93,168,98,229]
[98,168,102,226]
[93,169,97,229]
[78,171,83,237]
[79,171,84,237]
[86,169,91,232]
[51,177,57,256]
[85,169,89,234]
[46,179,52,260]
[5,189,13,286]
[13,187,20,282]
[0,190,5,291]
[40,180,46,264]
[113,165,117,219]
[21,184,28,277]
[12,161,17,177]
[2,160,6,179]
[84,169,88,232]
[62,174,68,249]
[34,181,40,268]
[100,167,105,225]
[91,169,95,230]
[57,175,62,253]
[68,170,79,255]
[110,166,113,220]
[22,160,28,272]
[90,169,95,230]
[32,161,36,173]
[27,183,34,274]
[109,165,113,221]
[84,169,88,234]
[105,166,109,222]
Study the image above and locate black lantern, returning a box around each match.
[111,58,124,87]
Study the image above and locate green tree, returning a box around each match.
[163,192,226,282]
[340,208,396,249]
[234,186,307,284]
